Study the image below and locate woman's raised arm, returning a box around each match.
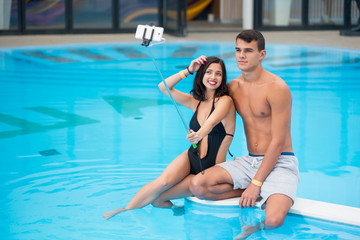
[158,56,208,110]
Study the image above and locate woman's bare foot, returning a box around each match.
[102,208,127,220]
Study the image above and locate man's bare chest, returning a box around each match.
[235,86,271,118]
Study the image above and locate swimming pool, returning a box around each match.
[0,41,359,239]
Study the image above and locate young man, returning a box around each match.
[188,30,299,237]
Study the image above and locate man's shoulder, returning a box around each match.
[228,77,243,97]
[265,71,289,90]
[264,73,292,104]
[228,77,243,88]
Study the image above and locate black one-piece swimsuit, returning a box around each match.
[188,99,233,174]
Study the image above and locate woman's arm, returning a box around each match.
[187,96,234,143]
[158,56,207,110]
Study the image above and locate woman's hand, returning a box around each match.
[186,129,201,144]
[188,56,208,74]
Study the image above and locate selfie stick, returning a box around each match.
[140,28,200,154]
[148,49,190,131]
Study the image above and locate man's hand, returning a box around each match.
[238,184,260,208]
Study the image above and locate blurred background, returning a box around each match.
[1,0,359,36]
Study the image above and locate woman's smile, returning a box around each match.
[208,79,218,86]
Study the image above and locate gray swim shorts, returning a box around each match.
[218,153,300,209]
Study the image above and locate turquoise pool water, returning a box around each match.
[0,42,359,239]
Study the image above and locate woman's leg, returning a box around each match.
[103,150,190,220]
[152,174,195,208]
[190,165,243,200]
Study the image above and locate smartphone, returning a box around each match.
[135,25,164,42]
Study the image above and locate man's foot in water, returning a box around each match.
[234,225,258,240]
[102,208,127,220]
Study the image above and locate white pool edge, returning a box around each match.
[186,197,360,227]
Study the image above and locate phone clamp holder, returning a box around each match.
[141,27,155,47]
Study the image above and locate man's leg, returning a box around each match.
[190,165,243,200]
[264,193,293,227]
[234,194,293,239]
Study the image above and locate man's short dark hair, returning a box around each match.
[236,30,265,51]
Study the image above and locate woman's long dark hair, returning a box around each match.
[190,56,228,101]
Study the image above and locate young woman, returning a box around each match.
[103,56,235,220]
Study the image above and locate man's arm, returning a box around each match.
[239,81,292,208]
[253,82,292,183]
[227,78,239,98]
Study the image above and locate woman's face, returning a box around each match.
[202,63,223,91]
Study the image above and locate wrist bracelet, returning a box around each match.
[179,70,186,79]
[251,179,263,187]
[186,66,194,75]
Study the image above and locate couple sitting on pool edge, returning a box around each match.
[103,30,299,237]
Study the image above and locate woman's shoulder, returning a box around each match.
[217,95,234,103]
[189,97,202,111]
[215,95,235,110]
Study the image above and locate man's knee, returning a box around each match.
[264,194,292,227]
[265,211,286,227]
[189,176,208,199]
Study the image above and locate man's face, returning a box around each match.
[235,38,266,72]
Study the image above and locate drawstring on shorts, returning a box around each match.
[251,157,260,167]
